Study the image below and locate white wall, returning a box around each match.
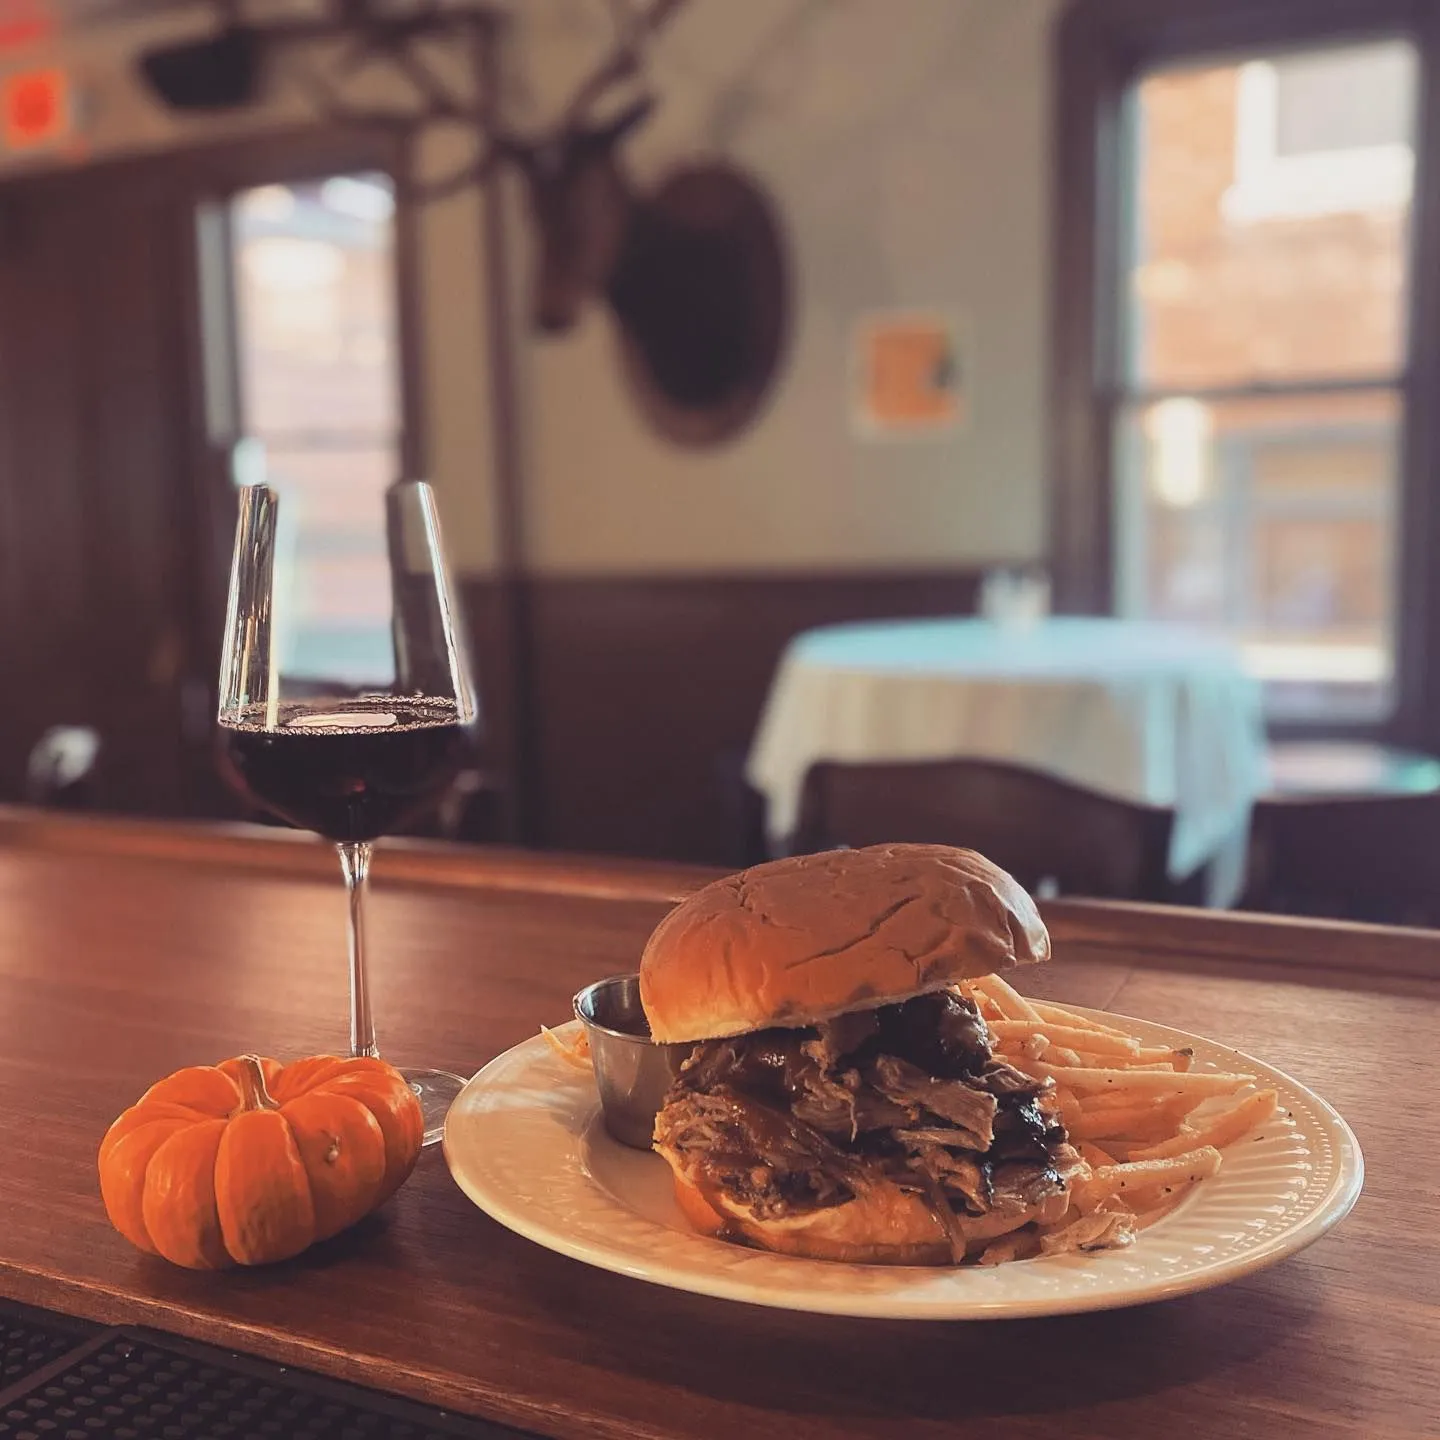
[514,0,1060,575]
[0,0,1060,577]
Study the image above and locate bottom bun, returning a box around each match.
[672,1169,729,1237]
[661,1146,953,1266]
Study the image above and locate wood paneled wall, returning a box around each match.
[465,570,985,865]
[0,160,199,813]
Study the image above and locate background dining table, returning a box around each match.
[745,616,1267,905]
[0,806,1433,1439]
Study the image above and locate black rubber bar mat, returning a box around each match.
[0,1302,100,1393]
[0,1299,536,1440]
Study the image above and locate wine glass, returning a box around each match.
[216,480,480,1144]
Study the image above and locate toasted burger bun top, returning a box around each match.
[639,843,1048,1044]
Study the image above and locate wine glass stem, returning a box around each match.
[337,841,379,1060]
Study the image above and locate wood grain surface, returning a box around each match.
[0,811,1434,1439]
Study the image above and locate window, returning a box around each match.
[227,172,401,686]
[1114,40,1416,721]
[1225,43,1416,220]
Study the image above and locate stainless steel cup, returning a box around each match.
[573,974,691,1149]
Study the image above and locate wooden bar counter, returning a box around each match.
[0,808,1434,1439]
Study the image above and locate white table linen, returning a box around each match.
[745,617,1266,906]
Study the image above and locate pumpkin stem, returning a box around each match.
[234,1055,279,1113]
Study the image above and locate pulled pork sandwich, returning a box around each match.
[641,843,1083,1265]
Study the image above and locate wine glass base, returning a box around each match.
[400,1067,469,1146]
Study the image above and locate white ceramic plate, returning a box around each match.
[443,1010,1363,1319]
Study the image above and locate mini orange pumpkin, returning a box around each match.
[99,1054,424,1268]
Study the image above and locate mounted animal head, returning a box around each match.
[503,96,654,333]
[494,0,789,445]
[500,89,789,446]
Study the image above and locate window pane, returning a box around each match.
[1115,389,1399,721]
[233,176,398,435]
[1127,41,1415,389]
[1273,46,1414,154]
[228,174,402,687]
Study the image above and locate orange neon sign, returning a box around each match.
[2,66,68,150]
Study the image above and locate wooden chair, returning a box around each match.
[712,748,771,868]
[792,758,1175,902]
[1242,791,1440,927]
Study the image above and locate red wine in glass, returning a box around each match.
[218,696,475,844]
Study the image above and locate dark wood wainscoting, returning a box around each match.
[0,157,200,813]
[465,570,986,866]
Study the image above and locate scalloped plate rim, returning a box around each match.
[443,1006,1364,1319]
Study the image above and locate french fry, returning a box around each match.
[972,973,1043,1022]
[1017,1033,1049,1061]
[1078,1087,1189,1114]
[1031,1001,1135,1038]
[1072,1047,1193,1070]
[1128,1089,1278,1161]
[958,981,1008,1023]
[1028,1004,1194,1068]
[1067,1106,1159,1140]
[540,1024,592,1070]
[1091,1059,1188,1073]
[1135,1046,1193,1068]
[1089,1106,1201,1143]
[1058,1090,1083,1129]
[1088,1147,1223,1198]
[978,997,1008,1023]
[1113,1179,1199,1213]
[1032,1063,1256,1094]
[1073,1053,1164,1071]
[1068,1104,1189,1142]
[987,1020,1141,1058]
[960,989,1277,1261]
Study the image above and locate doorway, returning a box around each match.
[0,129,409,819]
[221,171,404,689]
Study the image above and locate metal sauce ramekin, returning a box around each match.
[573,974,691,1149]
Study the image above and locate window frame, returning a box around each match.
[1051,0,1440,745]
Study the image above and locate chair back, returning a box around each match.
[1243,791,1440,926]
[794,758,1174,901]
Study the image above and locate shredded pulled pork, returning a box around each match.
[869,1054,997,1148]
[653,1087,859,1219]
[656,990,1078,1262]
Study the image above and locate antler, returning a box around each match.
[175,0,688,203]
[392,0,688,202]
[556,0,689,133]
[278,0,514,201]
